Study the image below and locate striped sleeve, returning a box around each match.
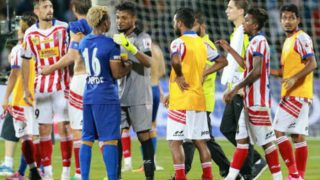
[170,38,185,58]
[251,37,267,58]
[294,33,314,60]
[9,45,22,69]
[206,42,220,62]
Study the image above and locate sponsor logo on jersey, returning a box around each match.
[39,47,60,59]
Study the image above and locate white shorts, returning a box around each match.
[12,106,39,138]
[274,97,310,135]
[166,110,210,141]
[68,74,86,130]
[236,106,276,146]
[35,90,68,124]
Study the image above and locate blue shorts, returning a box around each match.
[152,85,160,122]
[82,104,121,142]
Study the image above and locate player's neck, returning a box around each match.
[76,14,86,20]
[124,26,135,36]
[38,20,53,30]
[233,17,244,28]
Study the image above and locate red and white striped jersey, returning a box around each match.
[244,33,271,107]
[21,20,70,93]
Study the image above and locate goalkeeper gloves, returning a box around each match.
[113,33,138,55]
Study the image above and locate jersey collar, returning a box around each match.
[183,31,196,35]
[36,19,56,28]
[249,31,264,41]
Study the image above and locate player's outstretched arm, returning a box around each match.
[282,56,317,90]
[41,32,82,75]
[113,33,151,67]
[203,55,228,78]
[110,60,132,79]
[216,39,246,69]
[224,56,262,103]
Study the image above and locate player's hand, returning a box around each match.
[202,74,207,85]
[113,33,138,55]
[40,65,53,75]
[23,89,33,106]
[282,76,297,91]
[162,95,169,108]
[175,76,189,91]
[216,39,231,52]
[1,98,10,112]
[223,88,237,104]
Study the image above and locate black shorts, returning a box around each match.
[220,94,244,133]
[1,113,19,142]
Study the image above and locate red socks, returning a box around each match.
[264,145,281,174]
[276,136,299,177]
[21,138,35,164]
[33,139,41,168]
[73,139,81,174]
[201,162,213,180]
[121,131,131,159]
[174,164,186,180]
[60,135,73,167]
[230,144,249,170]
[295,141,308,178]
[40,135,53,167]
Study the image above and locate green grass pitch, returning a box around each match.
[0,138,318,179]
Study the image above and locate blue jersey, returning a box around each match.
[69,18,92,35]
[79,34,121,105]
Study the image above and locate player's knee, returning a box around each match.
[150,130,157,138]
[21,135,32,141]
[237,138,249,145]
[291,134,305,143]
[102,140,118,146]
[82,141,94,147]
[274,130,285,138]
[137,130,151,141]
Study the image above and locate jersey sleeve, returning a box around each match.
[135,33,152,54]
[9,45,22,69]
[206,42,220,62]
[20,33,33,60]
[109,44,121,61]
[294,33,314,60]
[251,37,268,58]
[170,38,185,58]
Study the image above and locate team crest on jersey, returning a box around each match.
[31,36,40,45]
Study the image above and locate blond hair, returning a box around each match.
[87,5,109,28]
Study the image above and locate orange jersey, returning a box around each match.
[9,44,35,106]
[281,30,314,99]
[169,32,207,111]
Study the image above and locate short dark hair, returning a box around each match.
[247,8,268,30]
[175,8,195,29]
[280,4,300,18]
[194,10,205,25]
[71,0,91,15]
[115,1,137,16]
[20,12,38,33]
[227,0,249,15]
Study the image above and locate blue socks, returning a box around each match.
[102,144,118,180]
[18,153,27,176]
[80,144,92,180]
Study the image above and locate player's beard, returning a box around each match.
[118,27,132,33]
[43,14,53,21]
